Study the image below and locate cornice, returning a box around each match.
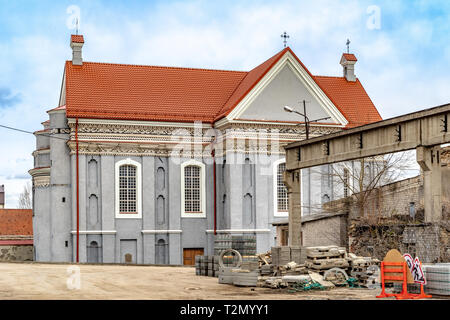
[62,121,342,156]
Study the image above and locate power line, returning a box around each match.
[0,124,69,141]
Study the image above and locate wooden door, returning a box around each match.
[183,248,204,265]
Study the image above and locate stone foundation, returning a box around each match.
[0,245,34,261]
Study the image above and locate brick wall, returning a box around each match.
[302,214,347,247]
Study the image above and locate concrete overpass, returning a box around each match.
[284,102,450,246]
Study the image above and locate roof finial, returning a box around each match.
[75,18,79,35]
[281,31,290,48]
[346,39,350,53]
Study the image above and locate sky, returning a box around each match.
[0,0,449,207]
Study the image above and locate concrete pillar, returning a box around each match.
[284,169,302,246]
[416,146,442,222]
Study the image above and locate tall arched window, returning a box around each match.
[115,158,142,218]
[181,160,206,218]
[273,158,288,217]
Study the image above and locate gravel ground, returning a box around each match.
[0,262,439,300]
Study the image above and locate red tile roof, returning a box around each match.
[65,62,246,123]
[71,35,84,44]
[313,76,382,128]
[47,105,66,112]
[0,209,33,236]
[215,47,290,120]
[63,46,381,127]
[342,53,357,62]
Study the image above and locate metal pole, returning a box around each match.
[75,118,80,263]
[303,100,309,139]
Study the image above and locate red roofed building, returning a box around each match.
[30,35,382,264]
[0,209,33,261]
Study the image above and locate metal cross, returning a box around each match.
[75,18,79,35]
[281,32,290,48]
[346,39,350,53]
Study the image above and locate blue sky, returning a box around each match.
[0,0,449,206]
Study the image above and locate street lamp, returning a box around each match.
[284,100,332,140]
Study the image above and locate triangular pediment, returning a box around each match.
[225,51,348,126]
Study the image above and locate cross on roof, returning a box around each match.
[346,39,350,53]
[281,32,290,48]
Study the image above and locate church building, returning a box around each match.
[29,35,382,264]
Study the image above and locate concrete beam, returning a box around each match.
[285,103,450,171]
[417,146,443,222]
[284,170,302,246]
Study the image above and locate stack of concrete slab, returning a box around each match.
[271,246,306,267]
[195,255,202,276]
[260,264,274,276]
[232,269,259,287]
[423,263,450,296]
[290,246,307,264]
[195,255,219,277]
[348,254,380,288]
[241,259,259,271]
[218,266,235,284]
[305,246,349,271]
[217,267,258,286]
[214,234,257,257]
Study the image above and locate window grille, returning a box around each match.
[184,165,201,213]
[119,165,137,213]
[277,162,288,212]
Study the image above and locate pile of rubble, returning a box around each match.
[347,253,380,288]
[199,245,381,290]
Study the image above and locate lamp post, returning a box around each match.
[284,101,331,140]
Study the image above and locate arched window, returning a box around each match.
[115,158,142,218]
[273,158,288,217]
[181,160,206,218]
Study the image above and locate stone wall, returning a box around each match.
[349,222,449,263]
[0,245,33,261]
[402,224,449,263]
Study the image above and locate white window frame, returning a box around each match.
[115,158,142,219]
[181,160,206,218]
[273,158,289,217]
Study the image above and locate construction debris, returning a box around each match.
[196,244,448,297]
[348,254,380,288]
[305,246,350,270]
[323,268,349,286]
[198,245,386,291]
[308,271,335,289]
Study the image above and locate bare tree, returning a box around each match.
[18,182,32,209]
[325,150,419,220]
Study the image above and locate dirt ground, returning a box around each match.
[0,262,433,300]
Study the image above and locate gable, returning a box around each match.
[225,51,349,126]
[238,64,333,123]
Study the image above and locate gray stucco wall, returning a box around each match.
[33,118,344,264]
[240,64,331,122]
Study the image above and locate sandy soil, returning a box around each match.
[0,262,410,300]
